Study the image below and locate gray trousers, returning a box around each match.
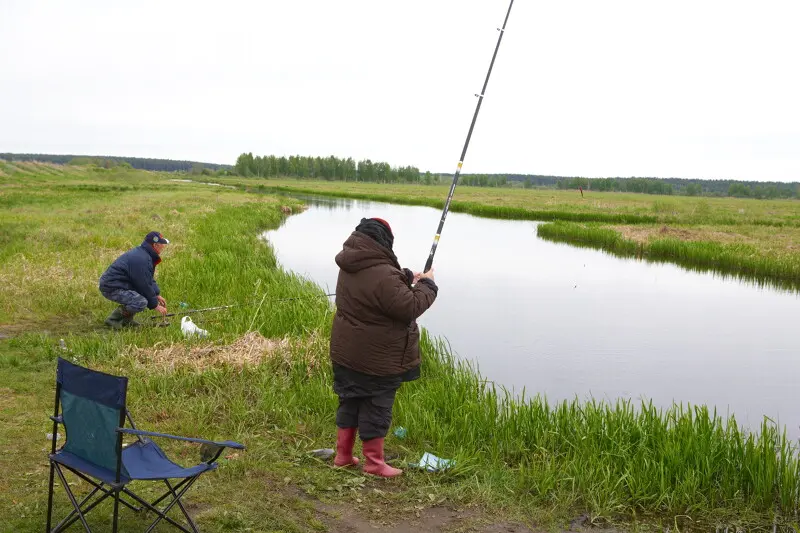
[100,289,148,314]
[336,389,398,441]
[333,364,400,441]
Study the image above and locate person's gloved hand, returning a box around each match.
[418,268,435,282]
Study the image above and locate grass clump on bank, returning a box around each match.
[2,164,800,531]
[537,221,800,291]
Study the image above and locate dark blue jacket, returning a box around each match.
[98,241,162,309]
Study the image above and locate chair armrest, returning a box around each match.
[117,428,246,450]
[50,415,63,424]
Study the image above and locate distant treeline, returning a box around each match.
[0,153,232,173]
[446,173,676,194]
[452,173,799,199]
[234,152,432,184]
[4,151,797,199]
[233,152,798,198]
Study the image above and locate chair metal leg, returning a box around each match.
[51,465,210,533]
[121,488,194,533]
[67,467,141,512]
[150,477,190,507]
[144,477,199,533]
[112,489,120,533]
[46,463,55,532]
[164,479,200,533]
[53,465,92,533]
[52,485,106,533]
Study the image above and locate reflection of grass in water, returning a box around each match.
[537,221,800,292]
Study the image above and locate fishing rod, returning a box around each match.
[150,293,336,319]
[423,0,514,273]
[157,304,237,319]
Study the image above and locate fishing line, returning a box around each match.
[149,293,336,320]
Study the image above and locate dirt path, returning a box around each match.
[318,502,540,533]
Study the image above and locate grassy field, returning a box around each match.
[3,162,800,532]
[210,177,800,226]
[209,177,800,291]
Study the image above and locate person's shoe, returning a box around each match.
[362,438,402,477]
[120,308,142,328]
[104,307,125,329]
[333,427,360,467]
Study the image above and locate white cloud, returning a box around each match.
[1,0,798,181]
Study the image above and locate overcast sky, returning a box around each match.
[1,1,798,182]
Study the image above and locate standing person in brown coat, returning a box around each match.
[329,217,438,477]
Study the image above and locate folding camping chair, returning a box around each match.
[45,357,246,533]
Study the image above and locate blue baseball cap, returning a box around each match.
[144,231,170,244]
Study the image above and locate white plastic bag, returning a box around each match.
[410,452,453,472]
[181,316,209,338]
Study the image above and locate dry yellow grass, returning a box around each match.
[612,223,800,255]
[613,224,752,245]
[127,330,328,372]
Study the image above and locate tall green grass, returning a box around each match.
[402,337,800,520]
[163,203,332,338]
[537,221,800,292]
[5,169,800,529]
[52,326,800,526]
[55,204,800,525]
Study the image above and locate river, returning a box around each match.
[261,194,800,439]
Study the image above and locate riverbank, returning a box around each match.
[1,163,799,531]
[208,177,800,291]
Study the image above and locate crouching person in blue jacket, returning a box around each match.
[99,231,170,329]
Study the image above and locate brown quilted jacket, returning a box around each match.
[329,231,438,376]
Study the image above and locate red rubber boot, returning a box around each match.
[333,427,360,467]
[362,438,402,477]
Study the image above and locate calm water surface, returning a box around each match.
[261,196,800,439]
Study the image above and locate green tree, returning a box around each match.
[234,153,254,176]
[728,183,751,197]
[686,183,701,196]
